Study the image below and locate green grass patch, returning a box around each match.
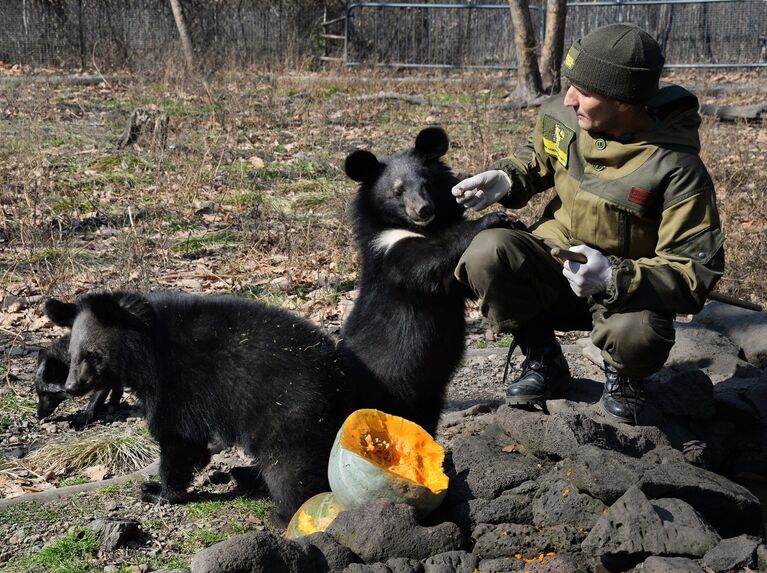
[186,499,225,519]
[495,334,516,348]
[48,197,98,215]
[231,283,287,307]
[3,528,100,573]
[0,392,36,417]
[181,527,226,552]
[89,154,150,172]
[223,191,266,209]
[174,231,240,254]
[231,497,274,520]
[29,247,98,265]
[0,502,60,529]
[60,475,90,487]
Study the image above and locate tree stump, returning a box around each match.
[116,108,170,151]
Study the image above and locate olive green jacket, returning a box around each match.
[493,85,725,315]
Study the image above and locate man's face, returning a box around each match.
[563,84,624,134]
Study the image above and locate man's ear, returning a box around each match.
[44,299,78,328]
[344,149,382,183]
[414,127,449,160]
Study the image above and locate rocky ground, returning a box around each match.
[1,300,767,572]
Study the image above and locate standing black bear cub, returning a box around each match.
[341,126,515,433]
[44,291,367,525]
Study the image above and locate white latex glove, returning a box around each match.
[451,170,511,211]
[562,244,613,297]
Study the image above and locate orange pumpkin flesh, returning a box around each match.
[339,410,448,494]
[328,409,449,517]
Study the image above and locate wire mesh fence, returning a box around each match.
[340,0,767,68]
[0,0,765,71]
[0,0,336,71]
[341,3,544,69]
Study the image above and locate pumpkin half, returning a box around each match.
[285,492,347,539]
[327,409,449,517]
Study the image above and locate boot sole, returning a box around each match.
[506,391,552,406]
[599,399,636,425]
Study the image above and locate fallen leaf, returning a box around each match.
[501,444,517,453]
[84,464,109,481]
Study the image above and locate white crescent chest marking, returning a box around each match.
[372,229,424,253]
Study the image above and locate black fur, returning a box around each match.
[341,127,515,433]
[45,290,379,525]
[35,334,123,424]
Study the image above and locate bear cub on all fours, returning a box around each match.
[35,334,123,425]
[341,126,517,433]
[43,291,373,525]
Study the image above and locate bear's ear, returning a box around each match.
[414,127,449,160]
[77,291,153,330]
[344,150,382,183]
[44,299,78,328]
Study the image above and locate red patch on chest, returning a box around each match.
[628,187,652,206]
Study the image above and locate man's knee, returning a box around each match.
[593,310,675,378]
[456,228,529,284]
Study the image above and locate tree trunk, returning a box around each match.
[539,0,567,93]
[508,0,543,101]
[169,0,195,70]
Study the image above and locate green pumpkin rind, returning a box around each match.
[284,491,346,539]
[327,424,447,518]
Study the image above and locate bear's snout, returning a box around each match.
[405,195,435,226]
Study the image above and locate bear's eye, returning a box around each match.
[393,184,404,197]
[84,351,103,368]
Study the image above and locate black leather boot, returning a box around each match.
[600,363,646,425]
[505,326,571,406]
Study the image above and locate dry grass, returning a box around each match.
[0,67,765,349]
[27,427,159,475]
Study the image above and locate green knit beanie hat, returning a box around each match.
[561,23,664,104]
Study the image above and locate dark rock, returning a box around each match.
[644,370,716,420]
[757,543,767,570]
[692,301,767,368]
[496,403,668,460]
[428,491,533,538]
[582,487,720,571]
[325,502,465,563]
[637,461,761,537]
[190,531,314,573]
[297,532,362,571]
[421,550,478,573]
[509,553,585,573]
[663,322,759,383]
[449,427,543,500]
[641,556,705,573]
[472,523,585,559]
[567,445,644,505]
[713,376,767,425]
[701,534,761,572]
[477,557,519,572]
[89,518,145,551]
[341,559,423,573]
[532,473,606,530]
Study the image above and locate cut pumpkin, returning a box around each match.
[285,491,346,539]
[328,409,448,517]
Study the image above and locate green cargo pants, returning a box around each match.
[455,228,675,379]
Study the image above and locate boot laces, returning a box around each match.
[607,373,645,424]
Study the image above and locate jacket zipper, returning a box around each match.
[618,212,631,258]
